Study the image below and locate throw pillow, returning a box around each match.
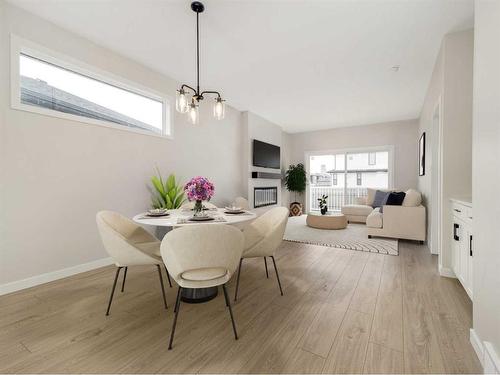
[372,190,390,208]
[380,191,406,213]
[402,189,422,207]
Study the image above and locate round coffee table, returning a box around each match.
[306,212,347,230]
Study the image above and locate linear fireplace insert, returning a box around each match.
[254,187,278,208]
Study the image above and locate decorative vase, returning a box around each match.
[289,202,303,217]
[320,206,328,215]
[193,200,203,216]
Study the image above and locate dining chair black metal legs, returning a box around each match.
[168,283,238,350]
[222,284,238,340]
[270,256,284,296]
[163,265,173,288]
[105,265,168,316]
[234,258,243,302]
[169,286,182,350]
[234,255,284,302]
[121,266,128,292]
[156,265,168,309]
[106,266,123,316]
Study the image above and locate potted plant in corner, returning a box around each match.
[284,163,306,216]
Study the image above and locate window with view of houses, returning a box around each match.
[309,150,390,211]
[15,52,170,137]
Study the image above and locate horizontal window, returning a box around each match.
[11,36,171,137]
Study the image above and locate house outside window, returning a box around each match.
[368,152,376,165]
[11,35,172,138]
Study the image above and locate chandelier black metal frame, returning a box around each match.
[176,1,225,124]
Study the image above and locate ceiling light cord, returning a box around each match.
[196,10,200,96]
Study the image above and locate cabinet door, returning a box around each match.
[466,229,473,299]
[459,226,469,288]
[452,219,462,278]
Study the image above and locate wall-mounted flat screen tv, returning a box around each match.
[253,139,280,169]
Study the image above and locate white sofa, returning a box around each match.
[341,188,426,242]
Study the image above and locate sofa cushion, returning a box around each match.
[366,188,377,206]
[372,190,390,208]
[403,189,422,207]
[380,191,406,213]
[366,207,383,228]
[367,188,391,206]
[181,267,228,282]
[341,204,374,217]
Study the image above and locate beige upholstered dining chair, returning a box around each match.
[160,225,244,349]
[96,211,172,316]
[234,207,289,301]
[180,201,218,210]
[232,197,250,210]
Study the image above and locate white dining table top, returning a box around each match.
[133,208,257,227]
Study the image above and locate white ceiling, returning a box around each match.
[8,0,474,133]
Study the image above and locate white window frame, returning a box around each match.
[305,145,394,213]
[10,34,173,139]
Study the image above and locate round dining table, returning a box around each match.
[133,208,256,303]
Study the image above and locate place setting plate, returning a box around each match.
[142,209,170,218]
[188,215,215,222]
[224,206,245,214]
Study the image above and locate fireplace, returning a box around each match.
[254,187,278,208]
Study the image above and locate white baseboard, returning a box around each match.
[471,329,485,367]
[470,329,500,374]
[439,264,456,278]
[0,257,113,296]
[484,341,500,374]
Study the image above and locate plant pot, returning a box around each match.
[320,206,328,215]
[289,202,303,216]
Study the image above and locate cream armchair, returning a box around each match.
[160,225,244,349]
[96,211,170,316]
[232,197,250,210]
[234,207,289,301]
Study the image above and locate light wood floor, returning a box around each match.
[0,241,481,374]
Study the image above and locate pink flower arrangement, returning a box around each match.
[184,176,215,202]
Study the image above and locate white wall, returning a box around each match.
[418,29,473,269]
[289,119,419,200]
[471,0,500,370]
[0,2,245,287]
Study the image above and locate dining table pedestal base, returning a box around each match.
[180,286,218,303]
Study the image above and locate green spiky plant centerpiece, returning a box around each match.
[284,163,307,216]
[150,169,186,209]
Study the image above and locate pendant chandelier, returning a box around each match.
[175,1,225,125]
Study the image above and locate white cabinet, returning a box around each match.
[451,199,473,299]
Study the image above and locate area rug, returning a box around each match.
[284,215,398,255]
